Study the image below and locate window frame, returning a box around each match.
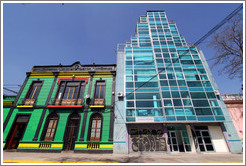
[92,80,106,105]
[23,80,43,105]
[41,112,59,141]
[87,113,103,142]
[54,80,86,105]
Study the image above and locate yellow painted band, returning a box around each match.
[3,101,13,105]
[18,144,39,148]
[100,145,113,149]
[90,105,105,108]
[51,144,63,148]
[17,106,34,108]
[29,76,55,78]
[75,144,87,149]
[3,143,5,147]
[58,72,90,77]
[3,160,118,163]
[93,75,113,77]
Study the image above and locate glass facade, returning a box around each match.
[124,11,225,122]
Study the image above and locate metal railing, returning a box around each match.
[18,98,37,106]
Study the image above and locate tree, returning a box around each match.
[209,13,243,80]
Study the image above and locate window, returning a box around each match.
[55,81,85,105]
[42,113,58,141]
[94,81,106,105]
[89,114,102,142]
[24,81,42,105]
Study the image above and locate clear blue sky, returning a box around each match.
[3,2,243,94]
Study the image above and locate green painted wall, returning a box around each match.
[3,108,11,122]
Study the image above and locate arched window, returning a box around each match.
[42,113,59,141]
[89,113,103,142]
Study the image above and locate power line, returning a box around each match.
[194,4,243,46]
[3,87,18,94]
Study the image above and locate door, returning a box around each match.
[63,115,80,151]
[5,115,29,150]
[168,131,179,152]
[196,130,214,152]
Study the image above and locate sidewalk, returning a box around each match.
[3,151,244,163]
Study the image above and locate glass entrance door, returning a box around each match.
[168,131,179,152]
[196,129,214,152]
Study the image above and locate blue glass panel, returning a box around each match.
[173,99,182,106]
[177,80,186,86]
[189,88,204,91]
[206,92,216,99]
[126,82,134,88]
[126,61,132,65]
[175,108,185,115]
[135,88,159,92]
[162,92,171,98]
[164,100,172,106]
[135,82,159,88]
[183,69,197,74]
[195,108,212,115]
[185,75,200,81]
[177,116,186,121]
[197,116,215,121]
[135,75,157,81]
[210,100,219,106]
[190,92,207,99]
[212,108,223,115]
[126,93,134,100]
[183,99,192,106]
[198,69,206,74]
[204,88,214,91]
[170,87,179,90]
[136,109,163,116]
[126,76,133,81]
[180,91,190,98]
[202,81,212,87]
[134,69,156,75]
[126,109,135,116]
[126,101,135,107]
[160,80,168,86]
[184,107,195,115]
[193,100,210,107]
[171,91,180,98]
[126,117,136,122]
[166,116,176,121]
[159,74,167,79]
[200,75,208,80]
[161,87,170,91]
[126,66,133,69]
[187,81,203,87]
[169,80,177,86]
[136,100,162,108]
[215,116,225,121]
[179,87,188,91]
[134,55,153,60]
[134,60,155,65]
[176,74,184,79]
[126,88,134,92]
[187,116,197,121]
[135,93,160,99]
[134,66,156,69]
[165,108,174,115]
[126,69,133,75]
[154,117,165,122]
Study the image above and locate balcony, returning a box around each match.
[17,98,37,108]
[90,98,105,108]
[47,98,83,108]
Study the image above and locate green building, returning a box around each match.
[3,62,116,153]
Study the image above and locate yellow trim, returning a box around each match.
[3,160,118,163]
[58,72,90,77]
[90,105,105,108]
[75,144,87,149]
[100,145,113,149]
[51,144,63,148]
[3,143,5,147]
[18,144,39,148]
[17,105,34,108]
[29,72,55,78]
[3,101,13,105]
[93,75,113,77]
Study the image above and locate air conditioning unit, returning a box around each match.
[215,90,220,95]
[117,92,124,98]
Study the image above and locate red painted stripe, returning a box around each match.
[47,105,83,108]
[57,78,89,84]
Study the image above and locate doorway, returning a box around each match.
[4,115,30,150]
[63,113,80,151]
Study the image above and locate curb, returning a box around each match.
[3,160,118,163]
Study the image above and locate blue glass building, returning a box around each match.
[114,10,242,154]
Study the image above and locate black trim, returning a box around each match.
[40,112,60,141]
[74,149,113,153]
[3,73,30,131]
[33,75,58,141]
[87,112,103,142]
[79,109,88,141]
[108,109,114,142]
